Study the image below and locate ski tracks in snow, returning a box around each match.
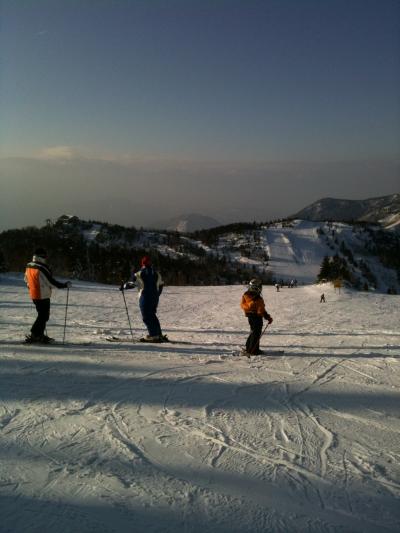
[1,279,400,532]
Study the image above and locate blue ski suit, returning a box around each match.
[133,266,164,337]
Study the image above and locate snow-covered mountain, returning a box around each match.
[292,193,400,228]
[1,216,399,292]
[209,219,399,292]
[154,213,221,232]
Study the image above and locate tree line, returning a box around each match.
[0,218,262,286]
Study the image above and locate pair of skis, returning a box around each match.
[104,335,192,345]
[23,335,91,347]
[21,334,190,347]
[235,348,285,358]
[22,335,284,356]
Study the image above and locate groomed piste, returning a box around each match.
[1,274,399,532]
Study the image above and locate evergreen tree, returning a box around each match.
[317,256,331,281]
[0,249,6,272]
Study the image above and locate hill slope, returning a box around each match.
[1,216,399,292]
[210,219,399,291]
[292,193,400,227]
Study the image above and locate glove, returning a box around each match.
[120,281,135,291]
[65,281,72,288]
[264,312,273,324]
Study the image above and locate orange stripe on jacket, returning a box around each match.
[25,268,42,299]
[240,291,266,316]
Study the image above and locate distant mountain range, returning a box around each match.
[1,193,399,292]
[292,193,400,228]
[153,213,221,232]
[156,194,400,233]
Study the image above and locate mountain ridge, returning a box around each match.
[291,193,400,228]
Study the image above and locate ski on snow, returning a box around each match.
[104,337,284,355]
[22,339,92,347]
[19,336,284,355]
[104,335,193,345]
[233,349,285,358]
[19,335,191,347]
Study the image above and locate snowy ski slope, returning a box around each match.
[263,221,330,283]
[1,274,400,532]
[215,219,399,291]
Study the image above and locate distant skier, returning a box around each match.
[320,293,326,303]
[120,255,166,342]
[275,283,280,292]
[24,248,71,343]
[240,278,273,355]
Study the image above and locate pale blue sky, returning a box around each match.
[1,0,399,229]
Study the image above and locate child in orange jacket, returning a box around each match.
[240,278,273,355]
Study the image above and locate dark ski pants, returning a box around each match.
[31,298,50,337]
[246,314,263,354]
[140,301,162,337]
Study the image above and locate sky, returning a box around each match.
[1,0,399,230]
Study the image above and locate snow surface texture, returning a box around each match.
[263,221,329,284]
[1,274,400,533]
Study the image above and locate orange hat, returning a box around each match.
[141,255,151,267]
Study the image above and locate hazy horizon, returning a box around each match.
[1,0,399,231]
[1,153,399,231]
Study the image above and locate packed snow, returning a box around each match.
[1,274,400,532]
[263,221,330,284]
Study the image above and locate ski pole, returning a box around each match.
[259,322,269,342]
[121,289,134,342]
[62,287,69,345]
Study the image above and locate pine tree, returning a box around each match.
[0,249,6,272]
[317,256,331,281]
